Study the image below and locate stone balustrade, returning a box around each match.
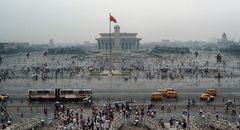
[210,118,239,130]
[7,117,42,130]
[143,116,164,130]
[109,113,125,130]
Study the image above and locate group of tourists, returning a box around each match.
[53,102,115,130]
[0,51,239,82]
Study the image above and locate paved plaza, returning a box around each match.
[1,52,240,129]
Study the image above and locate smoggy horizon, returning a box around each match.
[0,0,240,44]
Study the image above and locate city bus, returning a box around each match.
[28,88,92,101]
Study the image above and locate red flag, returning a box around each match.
[110,15,117,23]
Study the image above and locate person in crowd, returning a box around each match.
[216,112,219,120]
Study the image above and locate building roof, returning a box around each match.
[96,38,141,41]
[99,33,138,37]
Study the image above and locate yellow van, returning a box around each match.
[165,88,176,92]
[157,88,167,97]
[166,91,178,98]
[206,89,217,96]
[151,92,163,101]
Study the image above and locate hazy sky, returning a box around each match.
[0,0,240,43]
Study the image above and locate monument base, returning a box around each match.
[101,70,121,76]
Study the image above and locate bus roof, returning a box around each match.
[28,89,54,91]
[60,88,92,91]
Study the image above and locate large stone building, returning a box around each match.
[96,25,141,51]
[217,32,235,49]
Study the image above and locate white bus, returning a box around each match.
[28,88,92,101]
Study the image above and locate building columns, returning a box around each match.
[97,40,140,51]
[101,43,103,50]
[137,42,139,50]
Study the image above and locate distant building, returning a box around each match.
[96,25,141,51]
[217,32,235,49]
[84,41,90,44]
[161,39,170,43]
[0,42,29,49]
[0,42,30,54]
[49,39,54,46]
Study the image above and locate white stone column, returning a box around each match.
[102,42,104,50]
[137,42,139,50]
[114,25,121,51]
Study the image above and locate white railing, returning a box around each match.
[187,116,203,130]
[210,118,239,130]
[7,117,42,130]
[188,121,202,130]
[109,113,125,130]
[143,116,164,130]
[191,114,239,130]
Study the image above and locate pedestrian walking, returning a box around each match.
[216,112,219,120]
[199,108,202,115]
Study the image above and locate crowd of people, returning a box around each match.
[49,97,240,130]
[50,101,193,130]
[1,98,240,130]
[53,102,116,130]
[0,51,239,82]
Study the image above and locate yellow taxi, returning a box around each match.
[166,91,178,98]
[200,93,215,101]
[165,88,176,92]
[151,92,163,101]
[206,89,217,96]
[157,88,167,97]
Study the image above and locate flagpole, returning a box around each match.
[109,13,112,75]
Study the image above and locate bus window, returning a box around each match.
[37,91,43,94]
[43,91,49,94]
[67,91,73,94]
[79,91,84,94]
[79,91,92,94]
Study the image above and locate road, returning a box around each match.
[1,77,240,101]
[1,77,240,124]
